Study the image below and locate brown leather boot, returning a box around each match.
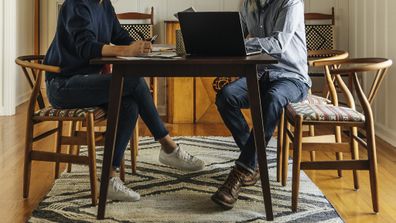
[241,168,260,186]
[211,165,256,209]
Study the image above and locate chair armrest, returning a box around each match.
[313,58,392,74]
[308,50,349,67]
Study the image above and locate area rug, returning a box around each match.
[29,137,343,222]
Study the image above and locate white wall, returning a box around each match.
[0,0,34,116]
[349,0,396,146]
[16,0,35,106]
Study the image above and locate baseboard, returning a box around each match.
[375,123,396,147]
[0,105,15,116]
[16,91,31,107]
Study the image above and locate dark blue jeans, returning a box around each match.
[46,74,169,168]
[215,76,308,172]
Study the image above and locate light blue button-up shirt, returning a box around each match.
[241,0,311,87]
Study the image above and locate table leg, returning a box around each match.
[97,72,124,219]
[246,66,274,221]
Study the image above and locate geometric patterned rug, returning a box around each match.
[29,137,343,222]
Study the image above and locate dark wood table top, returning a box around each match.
[91,54,277,65]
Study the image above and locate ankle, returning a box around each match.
[161,144,178,154]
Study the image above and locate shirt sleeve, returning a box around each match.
[64,3,104,60]
[110,5,134,45]
[240,1,249,38]
[245,1,304,55]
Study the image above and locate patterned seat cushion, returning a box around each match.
[34,107,106,121]
[302,95,330,105]
[286,103,365,122]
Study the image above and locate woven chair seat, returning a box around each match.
[33,107,106,121]
[286,103,365,122]
[302,94,330,105]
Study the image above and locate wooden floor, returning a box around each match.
[1,103,396,223]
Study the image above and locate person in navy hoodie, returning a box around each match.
[44,0,204,202]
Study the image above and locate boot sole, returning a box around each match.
[211,195,235,210]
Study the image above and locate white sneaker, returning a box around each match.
[159,145,205,171]
[107,177,140,202]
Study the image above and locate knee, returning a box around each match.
[121,96,139,114]
[215,86,238,110]
[264,90,287,112]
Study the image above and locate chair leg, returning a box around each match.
[350,127,360,190]
[130,123,139,174]
[335,126,343,177]
[120,159,126,182]
[23,121,34,198]
[86,114,98,206]
[291,116,303,212]
[366,124,379,213]
[309,125,316,161]
[55,121,63,179]
[276,110,285,183]
[281,119,291,187]
[67,121,78,173]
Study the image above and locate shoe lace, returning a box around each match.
[222,168,243,193]
[112,177,131,194]
[176,148,196,162]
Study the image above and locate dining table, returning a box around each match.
[90,53,278,221]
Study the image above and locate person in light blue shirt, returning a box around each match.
[212,0,311,209]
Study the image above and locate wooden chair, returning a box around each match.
[305,8,335,51]
[277,49,349,185]
[16,55,108,206]
[114,7,157,175]
[283,58,392,212]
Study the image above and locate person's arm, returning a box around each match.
[110,4,134,45]
[101,40,151,57]
[65,3,150,58]
[245,0,304,54]
[240,0,249,38]
[65,3,105,60]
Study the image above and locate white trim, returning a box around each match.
[16,91,32,107]
[376,123,396,147]
[0,0,4,113]
[0,0,17,116]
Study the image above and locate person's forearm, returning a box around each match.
[101,44,131,57]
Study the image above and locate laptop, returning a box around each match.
[177,12,261,57]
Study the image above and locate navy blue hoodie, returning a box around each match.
[44,0,132,80]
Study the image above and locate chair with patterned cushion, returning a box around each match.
[116,7,157,175]
[15,55,110,206]
[283,58,392,212]
[277,49,349,185]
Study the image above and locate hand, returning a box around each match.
[125,40,152,56]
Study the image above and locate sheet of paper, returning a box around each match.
[152,46,174,52]
[118,52,181,60]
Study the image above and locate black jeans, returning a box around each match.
[215,76,308,171]
[46,74,169,167]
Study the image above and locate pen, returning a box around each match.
[131,26,157,43]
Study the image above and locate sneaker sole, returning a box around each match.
[108,196,140,202]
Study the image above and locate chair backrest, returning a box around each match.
[308,49,349,99]
[117,7,154,41]
[314,58,392,123]
[15,55,61,116]
[305,8,335,51]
